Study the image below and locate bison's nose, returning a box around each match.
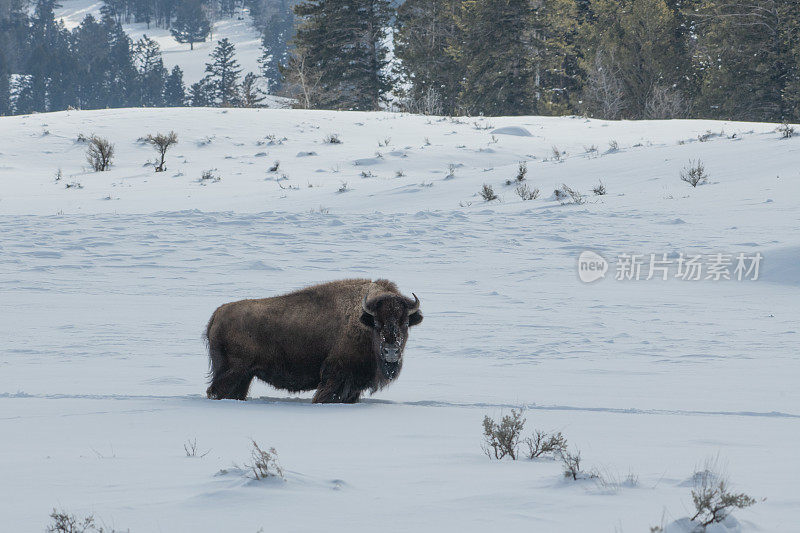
[382,346,400,363]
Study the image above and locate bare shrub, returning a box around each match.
[559,184,584,204]
[280,46,323,109]
[516,182,539,201]
[697,130,722,143]
[524,430,567,459]
[479,184,498,202]
[680,159,708,187]
[145,131,178,172]
[86,136,114,171]
[607,139,619,152]
[690,469,756,529]
[445,163,456,179]
[395,169,405,178]
[337,181,349,193]
[277,175,299,190]
[584,49,624,119]
[46,509,124,533]
[778,121,795,139]
[418,87,444,115]
[323,133,342,144]
[561,449,599,481]
[645,85,687,119]
[591,181,606,195]
[562,449,583,480]
[246,440,284,480]
[184,438,209,458]
[551,145,562,161]
[199,169,220,184]
[482,409,525,460]
[268,160,280,172]
[403,87,444,115]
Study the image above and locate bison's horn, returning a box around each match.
[407,293,420,315]
[362,294,376,316]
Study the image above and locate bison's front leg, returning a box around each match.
[312,358,361,404]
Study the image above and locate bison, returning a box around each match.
[205,279,423,403]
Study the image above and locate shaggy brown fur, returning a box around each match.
[205,279,423,403]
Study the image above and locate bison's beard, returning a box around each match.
[380,359,400,380]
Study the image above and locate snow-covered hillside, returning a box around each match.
[55,0,264,84]
[1,107,799,532]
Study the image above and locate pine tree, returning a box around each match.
[189,77,214,106]
[257,5,294,93]
[693,0,800,122]
[22,0,63,112]
[73,14,115,109]
[454,0,539,116]
[171,0,210,50]
[134,0,154,27]
[241,71,266,107]
[106,16,138,108]
[164,65,186,106]
[394,0,463,115]
[0,0,30,77]
[0,50,10,115]
[134,35,167,106]
[526,0,583,115]
[289,0,393,110]
[204,38,242,106]
[580,0,689,119]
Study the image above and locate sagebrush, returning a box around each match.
[246,440,284,480]
[86,136,114,171]
[680,159,708,187]
[525,430,567,459]
[515,182,539,200]
[690,469,756,529]
[480,184,498,201]
[482,409,525,460]
[46,509,125,533]
[145,131,178,172]
[558,184,584,204]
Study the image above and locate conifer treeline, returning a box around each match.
[0,0,267,114]
[284,0,800,122]
[1,0,798,121]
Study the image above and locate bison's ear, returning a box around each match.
[360,312,376,329]
[408,310,423,327]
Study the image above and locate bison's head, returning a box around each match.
[360,293,423,379]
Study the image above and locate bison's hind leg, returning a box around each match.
[206,323,252,400]
[207,369,253,400]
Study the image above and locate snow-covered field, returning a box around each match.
[1,107,799,532]
[55,0,264,84]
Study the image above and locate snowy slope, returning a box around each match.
[54,0,264,84]
[1,108,799,532]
